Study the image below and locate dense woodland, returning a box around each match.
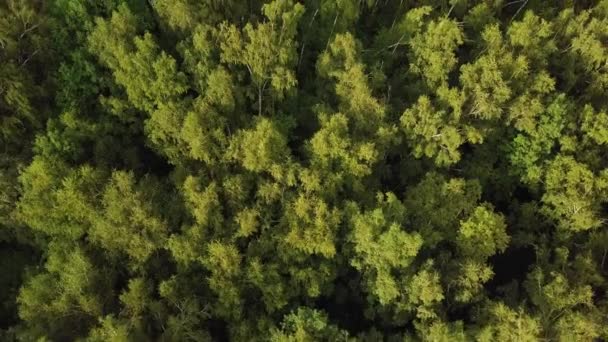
[2,0,608,340]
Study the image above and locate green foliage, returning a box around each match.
[348,193,423,305]
[91,171,169,264]
[202,241,243,319]
[3,1,608,340]
[284,194,340,258]
[153,0,248,32]
[413,319,467,342]
[457,205,509,260]
[89,6,188,113]
[270,307,351,342]
[229,117,291,173]
[401,95,463,166]
[460,52,512,121]
[219,0,304,115]
[86,316,132,342]
[409,18,464,88]
[404,173,482,248]
[476,302,542,342]
[541,156,606,232]
[0,0,50,145]
[17,156,104,239]
[309,112,378,180]
[507,95,569,184]
[17,243,111,340]
[404,261,444,320]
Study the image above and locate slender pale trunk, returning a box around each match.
[258,85,262,115]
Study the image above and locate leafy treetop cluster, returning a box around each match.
[2,0,608,341]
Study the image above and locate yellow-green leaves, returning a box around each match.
[508,12,556,65]
[169,177,223,265]
[219,0,304,114]
[235,208,260,239]
[457,205,509,260]
[318,33,386,133]
[89,4,189,159]
[409,18,464,88]
[508,95,569,185]
[179,98,229,165]
[270,307,350,342]
[541,156,606,232]
[86,316,133,342]
[404,173,481,248]
[229,118,290,173]
[17,157,103,239]
[561,5,608,96]
[348,193,423,305]
[18,244,108,339]
[310,113,378,179]
[524,269,602,340]
[92,171,168,264]
[401,96,463,166]
[10,1,608,340]
[119,278,152,321]
[206,242,242,279]
[90,26,188,113]
[18,158,169,265]
[476,302,542,342]
[414,319,467,342]
[460,55,512,121]
[182,177,223,228]
[405,262,444,320]
[245,259,290,312]
[554,311,604,341]
[581,104,608,145]
[452,261,493,303]
[284,195,340,258]
[203,242,242,318]
[453,205,509,302]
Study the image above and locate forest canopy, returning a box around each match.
[2,0,608,340]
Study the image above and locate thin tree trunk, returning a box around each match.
[258,85,262,116]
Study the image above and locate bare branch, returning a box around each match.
[20,49,39,68]
[19,23,40,40]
